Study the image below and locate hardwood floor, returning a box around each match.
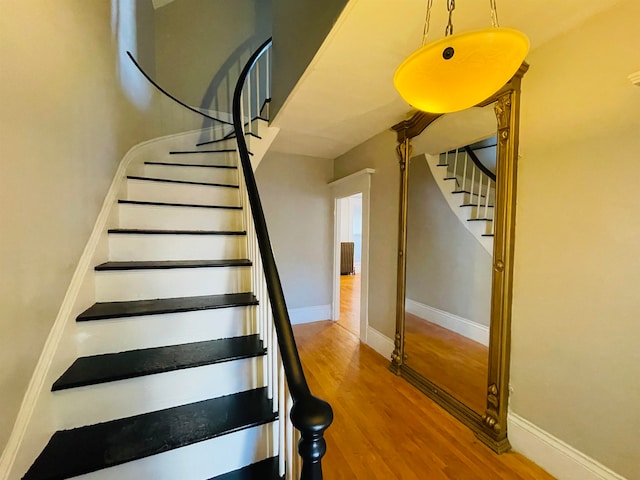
[404,313,489,414]
[337,273,360,336]
[293,296,554,478]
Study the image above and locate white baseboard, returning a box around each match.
[366,326,394,360]
[405,299,489,346]
[288,304,332,325]
[508,412,627,480]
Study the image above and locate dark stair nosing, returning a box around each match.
[460,203,494,208]
[482,233,495,237]
[170,149,235,154]
[127,175,238,188]
[209,457,281,480]
[23,388,277,480]
[108,228,246,235]
[118,200,242,210]
[452,190,488,197]
[95,259,252,271]
[144,161,238,169]
[467,218,493,222]
[52,335,265,391]
[195,131,261,147]
[77,292,258,322]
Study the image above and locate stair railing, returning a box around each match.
[443,146,496,235]
[232,38,333,480]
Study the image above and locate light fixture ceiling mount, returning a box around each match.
[394,0,529,114]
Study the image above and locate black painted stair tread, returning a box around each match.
[95,259,252,271]
[77,292,258,321]
[118,199,242,210]
[52,335,265,391]
[461,203,494,208]
[23,388,277,480]
[127,175,238,188]
[145,161,238,169]
[210,457,281,480]
[108,228,246,235]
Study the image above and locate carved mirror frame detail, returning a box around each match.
[389,64,528,453]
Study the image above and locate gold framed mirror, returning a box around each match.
[389,64,528,453]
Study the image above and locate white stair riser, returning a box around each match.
[118,203,242,231]
[95,267,252,302]
[126,179,240,207]
[460,204,494,220]
[76,307,258,356]
[53,357,265,429]
[108,234,247,261]
[158,151,238,166]
[143,164,239,185]
[467,220,493,237]
[72,422,277,480]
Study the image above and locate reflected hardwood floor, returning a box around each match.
[294,321,554,479]
[337,273,360,336]
[405,313,489,414]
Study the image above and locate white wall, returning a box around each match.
[0,0,157,454]
[255,152,334,321]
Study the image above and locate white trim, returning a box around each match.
[288,305,332,325]
[405,299,490,346]
[508,412,627,480]
[329,169,375,344]
[0,127,219,479]
[327,168,375,188]
[366,326,394,360]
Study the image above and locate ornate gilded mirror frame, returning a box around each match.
[389,64,529,453]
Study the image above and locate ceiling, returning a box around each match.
[269,0,623,159]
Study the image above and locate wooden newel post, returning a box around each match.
[290,395,334,480]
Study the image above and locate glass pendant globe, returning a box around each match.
[394,27,529,114]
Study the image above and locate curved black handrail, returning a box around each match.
[463,145,496,181]
[127,51,233,126]
[232,38,333,480]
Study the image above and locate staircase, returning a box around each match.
[21,126,282,480]
[426,141,496,254]
[15,40,332,480]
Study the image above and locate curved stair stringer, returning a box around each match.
[423,153,494,255]
[1,124,279,480]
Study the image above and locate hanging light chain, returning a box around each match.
[445,0,455,36]
[421,0,434,46]
[489,0,500,27]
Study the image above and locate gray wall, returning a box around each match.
[406,156,492,326]
[255,152,334,311]
[271,0,349,119]
[0,0,157,453]
[333,130,399,338]
[155,0,272,112]
[510,1,640,477]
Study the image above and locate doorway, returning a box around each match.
[336,194,362,337]
[329,168,374,344]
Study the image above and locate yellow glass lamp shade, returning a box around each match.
[394,27,529,113]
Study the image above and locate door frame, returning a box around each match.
[329,168,375,343]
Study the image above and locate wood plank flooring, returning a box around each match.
[337,273,360,336]
[404,313,488,414]
[293,323,554,478]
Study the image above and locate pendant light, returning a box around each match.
[394,0,529,114]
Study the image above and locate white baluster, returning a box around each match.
[462,152,468,199]
[477,174,484,218]
[278,363,286,477]
[266,48,271,100]
[470,164,476,212]
[286,392,294,480]
[452,149,459,187]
